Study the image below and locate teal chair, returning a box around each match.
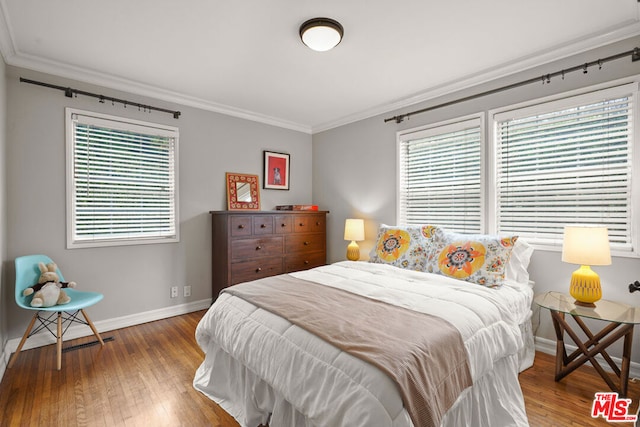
[9,255,105,370]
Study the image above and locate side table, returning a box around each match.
[534,291,640,397]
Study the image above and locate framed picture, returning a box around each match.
[263,151,290,190]
[226,172,261,210]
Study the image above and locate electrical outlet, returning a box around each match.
[170,286,178,298]
[184,285,191,297]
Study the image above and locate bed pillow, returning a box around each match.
[368,224,440,271]
[505,238,534,286]
[424,230,519,288]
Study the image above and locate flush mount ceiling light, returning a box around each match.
[299,18,344,52]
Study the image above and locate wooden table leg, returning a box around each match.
[551,310,567,380]
[572,316,621,377]
[621,327,634,397]
[549,309,635,397]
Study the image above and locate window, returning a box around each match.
[398,115,483,233]
[397,81,638,256]
[66,108,179,248]
[493,83,636,255]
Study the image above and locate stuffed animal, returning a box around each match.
[23,262,76,308]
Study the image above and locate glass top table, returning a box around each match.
[534,291,640,325]
[534,291,639,397]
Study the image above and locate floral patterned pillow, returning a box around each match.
[368,224,440,271]
[424,230,519,288]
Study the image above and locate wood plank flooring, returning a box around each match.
[1,310,639,426]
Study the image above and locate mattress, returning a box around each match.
[194,261,534,427]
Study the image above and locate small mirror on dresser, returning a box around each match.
[226,172,261,210]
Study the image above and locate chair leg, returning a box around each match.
[81,309,104,346]
[8,313,38,369]
[57,312,63,371]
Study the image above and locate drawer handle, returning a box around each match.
[238,224,245,229]
[281,223,287,227]
[304,241,310,246]
[316,222,320,226]
[299,223,304,227]
[304,260,310,265]
[260,224,266,228]
[256,267,262,273]
[256,245,262,250]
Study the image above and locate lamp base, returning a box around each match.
[569,265,602,306]
[346,241,360,261]
[574,300,596,308]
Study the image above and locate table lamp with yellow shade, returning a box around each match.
[561,225,611,307]
[344,219,365,261]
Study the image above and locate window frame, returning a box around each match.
[396,113,485,234]
[65,108,180,249]
[488,80,639,258]
[396,77,640,258]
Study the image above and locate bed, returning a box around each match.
[194,225,535,427]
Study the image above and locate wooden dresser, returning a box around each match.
[210,210,328,300]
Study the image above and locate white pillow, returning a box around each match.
[505,238,534,286]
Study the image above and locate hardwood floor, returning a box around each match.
[0,310,238,427]
[1,310,639,426]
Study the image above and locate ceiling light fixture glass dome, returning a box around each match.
[299,18,344,52]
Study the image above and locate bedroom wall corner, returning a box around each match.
[312,118,396,263]
[0,54,8,379]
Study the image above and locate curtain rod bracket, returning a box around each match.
[633,48,640,62]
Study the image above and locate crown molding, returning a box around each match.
[5,51,313,134]
[1,0,638,136]
[0,0,16,63]
[0,0,312,135]
[311,19,640,134]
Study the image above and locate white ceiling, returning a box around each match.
[1,1,639,134]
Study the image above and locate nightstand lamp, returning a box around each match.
[344,219,365,261]
[561,225,611,307]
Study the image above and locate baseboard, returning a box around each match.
[535,336,640,380]
[0,298,212,380]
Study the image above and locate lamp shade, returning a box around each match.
[562,225,611,266]
[299,18,343,52]
[344,219,365,241]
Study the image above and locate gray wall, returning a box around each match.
[0,54,7,365]
[313,36,640,360]
[3,66,312,341]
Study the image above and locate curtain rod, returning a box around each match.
[384,47,640,124]
[19,77,181,119]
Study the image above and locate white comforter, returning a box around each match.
[194,261,533,427]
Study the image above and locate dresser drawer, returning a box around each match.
[253,216,274,235]
[274,215,293,234]
[293,214,326,233]
[211,210,328,301]
[285,234,325,254]
[231,237,284,260]
[284,252,326,273]
[231,257,284,284]
[230,216,252,237]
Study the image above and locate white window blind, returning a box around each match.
[398,116,483,233]
[66,108,179,248]
[494,84,634,253]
